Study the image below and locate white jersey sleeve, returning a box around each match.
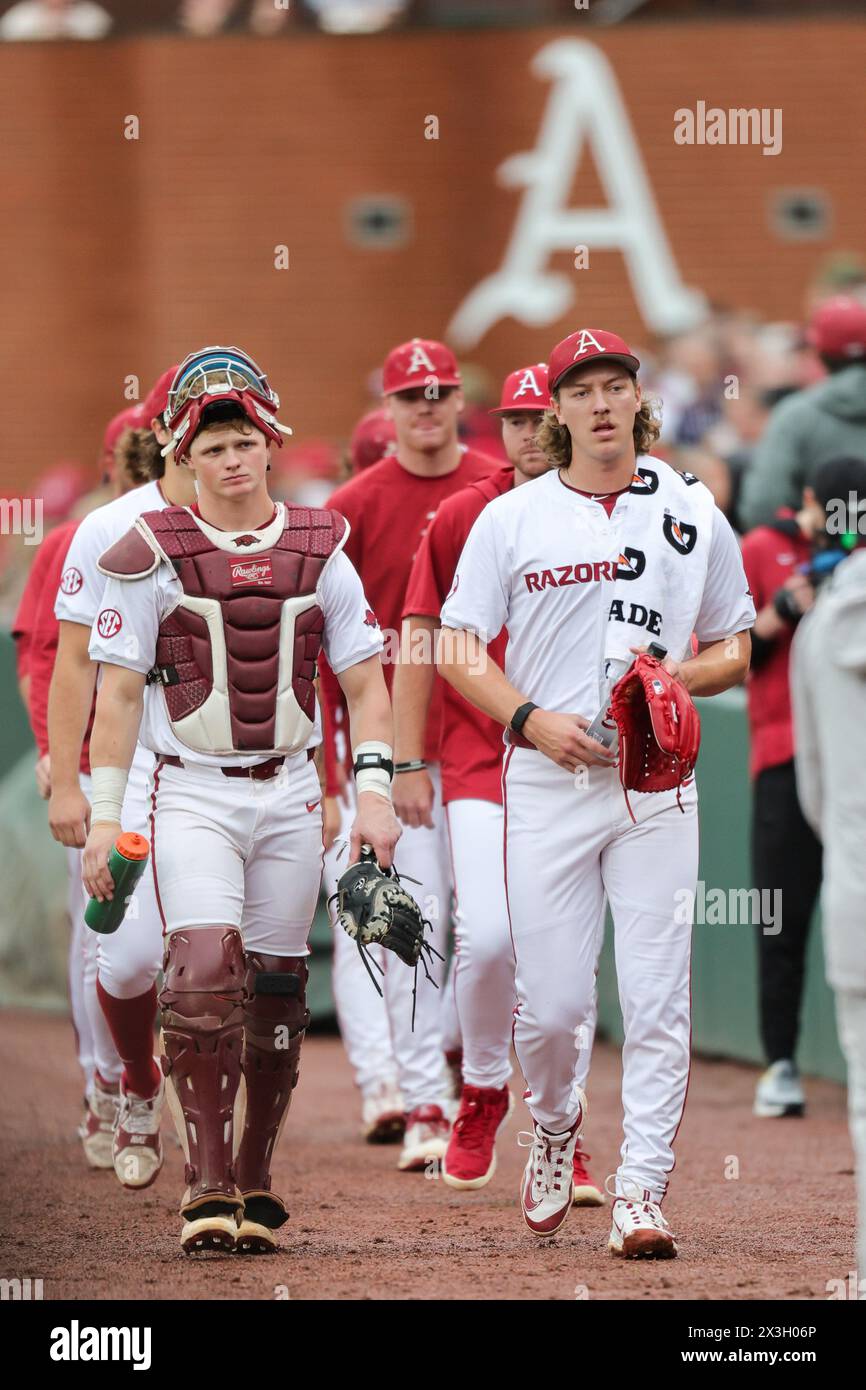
[87,568,179,675]
[693,507,756,642]
[440,504,510,644]
[318,550,384,675]
[54,510,112,628]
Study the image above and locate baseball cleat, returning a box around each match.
[79,1076,120,1170]
[753,1059,805,1118]
[397,1104,451,1172]
[181,1203,241,1255]
[235,1191,290,1255]
[519,1108,584,1238]
[608,1183,677,1259]
[442,1084,513,1190]
[112,1067,165,1190]
[362,1079,406,1145]
[572,1145,605,1206]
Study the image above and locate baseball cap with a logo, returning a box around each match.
[489,363,550,415]
[547,330,640,395]
[382,338,462,395]
[807,296,866,361]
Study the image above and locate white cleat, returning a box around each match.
[607,1179,677,1259]
[397,1104,450,1171]
[753,1059,805,1118]
[362,1079,406,1145]
[113,1068,165,1190]
[519,1110,583,1238]
[79,1079,120,1170]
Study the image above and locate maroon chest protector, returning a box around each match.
[140,505,346,754]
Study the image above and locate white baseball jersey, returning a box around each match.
[88,504,383,768]
[54,479,168,628]
[440,464,755,719]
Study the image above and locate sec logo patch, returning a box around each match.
[60,567,83,595]
[97,608,123,638]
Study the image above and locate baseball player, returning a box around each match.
[439,329,754,1255]
[48,363,192,1188]
[323,338,497,1171]
[397,362,602,1201]
[14,407,145,1166]
[81,346,398,1254]
[320,405,403,1144]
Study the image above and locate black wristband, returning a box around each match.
[353,752,395,780]
[510,702,539,735]
[772,587,802,626]
[395,759,427,774]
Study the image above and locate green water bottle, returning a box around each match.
[85,832,151,935]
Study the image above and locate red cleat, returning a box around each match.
[442,1084,514,1190]
[572,1145,605,1206]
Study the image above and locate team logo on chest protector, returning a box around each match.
[663,512,697,556]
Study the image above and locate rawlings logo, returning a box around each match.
[230,557,273,588]
[96,608,122,638]
[60,567,83,595]
[663,512,697,555]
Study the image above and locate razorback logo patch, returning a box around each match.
[663,513,697,555]
[363,608,379,629]
[629,467,659,495]
[96,608,122,638]
[60,567,83,595]
[230,557,273,588]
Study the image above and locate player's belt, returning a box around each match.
[157,752,313,779]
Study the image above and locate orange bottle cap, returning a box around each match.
[115,831,150,862]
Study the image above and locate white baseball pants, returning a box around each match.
[503,746,697,1203]
[836,989,866,1278]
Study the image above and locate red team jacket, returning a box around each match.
[321,448,496,789]
[740,510,811,779]
[402,464,513,806]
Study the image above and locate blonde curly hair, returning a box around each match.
[536,389,663,468]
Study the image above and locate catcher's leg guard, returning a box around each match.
[234,954,310,1254]
[158,928,247,1253]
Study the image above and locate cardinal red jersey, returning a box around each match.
[326,446,496,762]
[741,511,812,778]
[403,465,513,803]
[28,520,94,771]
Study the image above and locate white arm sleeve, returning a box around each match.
[694,508,756,642]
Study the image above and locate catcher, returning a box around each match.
[438,329,754,1256]
[81,346,401,1255]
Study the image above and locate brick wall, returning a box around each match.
[1,21,864,494]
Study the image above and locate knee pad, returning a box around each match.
[235,954,310,1201]
[159,927,246,1212]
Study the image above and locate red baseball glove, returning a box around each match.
[608,654,700,813]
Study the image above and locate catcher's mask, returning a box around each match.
[162,346,293,459]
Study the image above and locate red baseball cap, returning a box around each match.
[142,363,180,425]
[547,330,640,394]
[350,407,397,473]
[807,296,866,360]
[100,404,147,479]
[490,363,550,415]
[382,338,461,396]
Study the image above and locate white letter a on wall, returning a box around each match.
[448,40,706,348]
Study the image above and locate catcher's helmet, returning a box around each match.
[162,346,293,459]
